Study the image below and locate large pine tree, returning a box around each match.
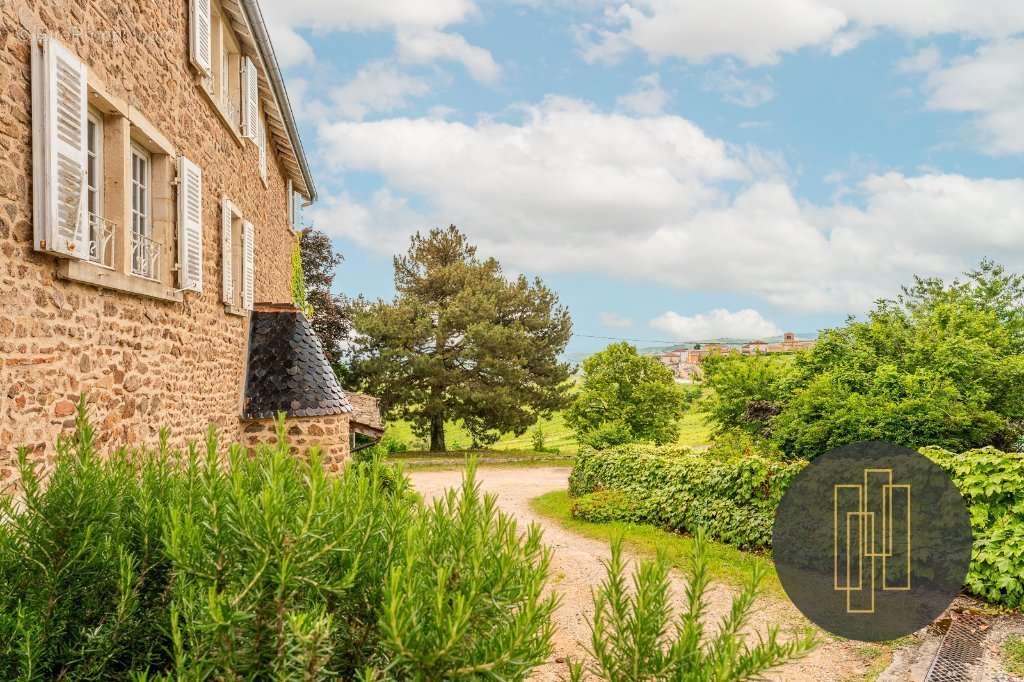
[350,226,573,451]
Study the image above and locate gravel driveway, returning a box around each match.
[409,466,872,682]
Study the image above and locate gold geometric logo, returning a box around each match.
[833,469,911,614]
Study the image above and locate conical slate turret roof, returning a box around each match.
[243,305,351,419]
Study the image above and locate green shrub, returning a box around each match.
[0,402,555,680]
[570,490,645,524]
[380,433,408,454]
[377,471,557,680]
[579,420,635,450]
[921,446,1024,607]
[569,445,805,550]
[570,441,1024,606]
[530,424,546,452]
[568,531,816,681]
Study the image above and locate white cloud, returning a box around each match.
[269,27,317,69]
[895,45,941,74]
[650,309,782,340]
[260,0,477,33]
[917,39,1024,155]
[396,29,502,84]
[702,61,776,108]
[615,73,670,115]
[577,0,847,66]
[260,0,497,83]
[575,0,1024,66]
[312,96,1024,313]
[329,62,432,120]
[600,312,634,329]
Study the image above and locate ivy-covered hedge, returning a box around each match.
[921,446,1024,608]
[568,444,805,550]
[569,442,1024,607]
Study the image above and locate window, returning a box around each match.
[86,112,101,217]
[34,35,202,302]
[221,198,255,312]
[130,143,158,279]
[206,0,241,130]
[85,110,113,267]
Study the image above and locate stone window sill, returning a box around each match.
[225,304,248,317]
[58,259,183,303]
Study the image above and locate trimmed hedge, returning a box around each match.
[922,446,1024,608]
[569,442,1024,607]
[568,444,805,550]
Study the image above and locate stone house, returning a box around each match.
[0,0,369,491]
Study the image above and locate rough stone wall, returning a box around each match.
[0,1,301,491]
[241,414,351,474]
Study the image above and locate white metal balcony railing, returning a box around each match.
[131,232,163,281]
[87,213,115,268]
[203,75,241,128]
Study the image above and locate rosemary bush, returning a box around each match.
[570,530,817,681]
[0,403,554,680]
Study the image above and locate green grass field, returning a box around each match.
[382,401,714,455]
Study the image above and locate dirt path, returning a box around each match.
[409,466,872,682]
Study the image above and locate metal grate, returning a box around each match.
[924,612,989,682]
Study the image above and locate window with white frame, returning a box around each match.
[33,35,205,297]
[130,143,157,279]
[85,110,113,267]
[86,111,101,218]
[220,197,255,312]
[202,0,242,130]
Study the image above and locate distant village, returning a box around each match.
[656,332,817,383]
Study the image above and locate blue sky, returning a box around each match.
[259,0,1024,355]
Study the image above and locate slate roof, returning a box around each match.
[243,307,351,419]
[348,392,384,435]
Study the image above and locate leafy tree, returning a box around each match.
[298,228,352,369]
[702,261,1024,458]
[569,531,816,681]
[700,353,795,440]
[567,342,690,448]
[349,226,572,451]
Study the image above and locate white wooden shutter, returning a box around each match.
[31,36,88,258]
[221,198,233,304]
[241,57,258,142]
[176,156,203,292]
[189,0,212,77]
[242,220,254,311]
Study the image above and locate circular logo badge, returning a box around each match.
[772,441,973,641]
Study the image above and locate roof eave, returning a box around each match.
[238,0,318,203]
